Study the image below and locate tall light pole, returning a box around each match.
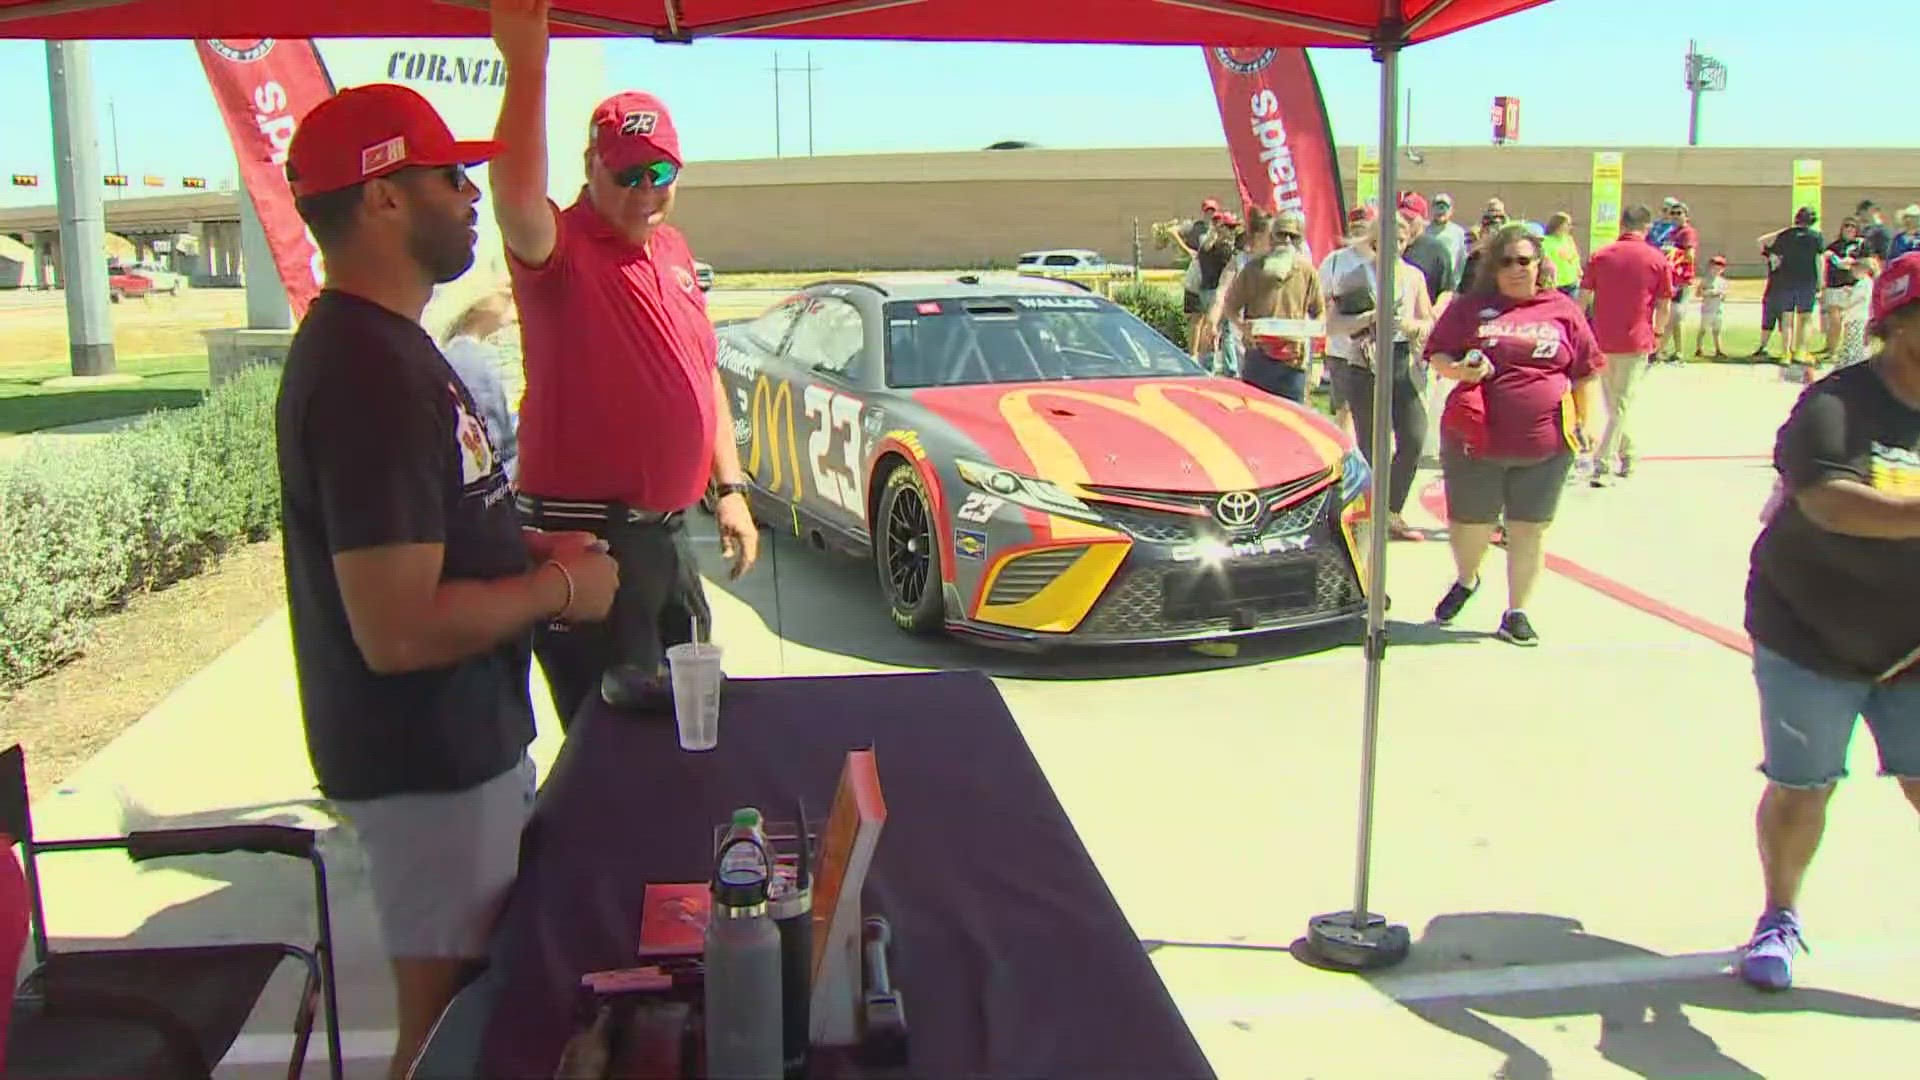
[1684,40,1727,147]
[45,41,116,378]
[108,98,121,199]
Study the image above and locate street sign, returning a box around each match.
[103,173,128,186]
[10,173,37,187]
[182,176,208,189]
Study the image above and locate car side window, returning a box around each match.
[1043,254,1080,267]
[743,298,807,352]
[784,296,866,379]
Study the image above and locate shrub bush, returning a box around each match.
[0,365,282,691]
[1112,281,1190,351]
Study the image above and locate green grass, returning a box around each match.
[0,354,209,437]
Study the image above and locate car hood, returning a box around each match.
[910,377,1347,493]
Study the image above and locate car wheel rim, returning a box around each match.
[885,485,931,608]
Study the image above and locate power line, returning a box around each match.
[771,51,821,158]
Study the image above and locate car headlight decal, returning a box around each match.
[1339,448,1371,504]
[956,458,1103,523]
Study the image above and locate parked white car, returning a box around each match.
[1015,249,1135,277]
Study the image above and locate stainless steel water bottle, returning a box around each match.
[704,808,784,1079]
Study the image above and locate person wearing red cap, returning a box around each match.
[277,82,619,1077]
[1736,251,1920,993]
[488,0,757,725]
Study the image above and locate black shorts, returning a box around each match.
[1763,285,1817,330]
[1183,290,1205,316]
[516,496,711,726]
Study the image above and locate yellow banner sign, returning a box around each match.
[1589,151,1624,254]
[1791,159,1822,225]
[1355,145,1380,211]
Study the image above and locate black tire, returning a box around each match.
[109,289,122,303]
[873,464,944,634]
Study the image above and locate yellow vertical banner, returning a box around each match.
[1589,151,1624,253]
[1791,159,1823,224]
[1355,145,1380,210]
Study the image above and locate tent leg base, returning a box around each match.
[1302,911,1411,971]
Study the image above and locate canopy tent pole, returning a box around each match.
[1302,21,1410,972]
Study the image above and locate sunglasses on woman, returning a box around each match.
[1500,255,1537,268]
[611,160,680,189]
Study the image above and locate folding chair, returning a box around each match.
[0,744,344,1079]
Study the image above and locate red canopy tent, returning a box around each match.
[0,0,1554,969]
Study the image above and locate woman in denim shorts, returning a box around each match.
[1735,252,1920,992]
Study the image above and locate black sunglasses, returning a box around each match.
[1500,255,1537,268]
[611,160,680,189]
[1274,230,1302,241]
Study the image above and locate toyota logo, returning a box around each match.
[1214,490,1262,529]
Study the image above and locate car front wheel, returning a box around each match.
[873,464,944,634]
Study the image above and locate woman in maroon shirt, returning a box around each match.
[1423,224,1604,646]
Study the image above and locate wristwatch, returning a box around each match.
[713,481,752,501]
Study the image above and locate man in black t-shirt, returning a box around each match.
[1857,199,1893,261]
[1736,252,1920,994]
[1758,208,1826,366]
[279,84,618,1078]
[1819,220,1871,361]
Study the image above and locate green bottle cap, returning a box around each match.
[732,807,761,828]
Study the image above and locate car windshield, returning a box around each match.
[883,295,1202,389]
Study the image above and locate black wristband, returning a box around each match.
[714,482,751,499]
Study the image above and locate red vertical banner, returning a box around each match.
[1203,46,1345,264]
[195,39,335,318]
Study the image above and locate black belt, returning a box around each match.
[514,493,683,527]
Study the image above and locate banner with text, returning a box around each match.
[1355,145,1380,211]
[1203,46,1344,263]
[1791,159,1822,225]
[197,38,334,318]
[1589,151,1624,254]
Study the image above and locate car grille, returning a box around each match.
[1094,487,1332,545]
[985,547,1087,606]
[1076,506,1363,638]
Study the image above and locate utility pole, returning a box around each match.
[108,98,120,199]
[1685,40,1702,147]
[45,41,116,378]
[771,52,822,158]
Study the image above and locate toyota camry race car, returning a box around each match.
[715,273,1374,647]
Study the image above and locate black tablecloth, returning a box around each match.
[476,670,1213,1079]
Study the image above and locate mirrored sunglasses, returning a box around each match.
[612,160,680,189]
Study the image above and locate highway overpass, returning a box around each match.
[0,191,246,288]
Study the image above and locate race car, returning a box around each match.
[714,273,1373,647]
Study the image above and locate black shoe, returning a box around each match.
[1497,609,1539,647]
[1434,577,1479,625]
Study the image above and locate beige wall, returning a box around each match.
[671,146,1920,277]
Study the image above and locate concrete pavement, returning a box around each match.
[26,364,1920,1079]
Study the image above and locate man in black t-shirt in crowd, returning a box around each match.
[1737,252,1920,993]
[1757,207,1825,366]
[277,85,618,1077]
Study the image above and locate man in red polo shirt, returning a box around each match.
[488,0,758,724]
[1580,204,1675,488]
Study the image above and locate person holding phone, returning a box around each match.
[1424,223,1603,646]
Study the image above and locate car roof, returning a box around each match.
[805,272,1107,302]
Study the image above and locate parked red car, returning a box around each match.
[107,268,151,302]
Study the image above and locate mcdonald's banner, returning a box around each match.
[1354,145,1379,210]
[197,38,335,318]
[1202,46,1345,263]
[1791,159,1822,226]
[1589,151,1624,254]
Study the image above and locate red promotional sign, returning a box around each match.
[1492,95,1521,144]
[1202,46,1344,264]
[196,38,334,318]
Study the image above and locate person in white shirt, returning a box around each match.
[439,287,521,484]
[1693,256,1730,359]
[1317,206,1381,438]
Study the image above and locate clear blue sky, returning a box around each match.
[3,0,1917,209]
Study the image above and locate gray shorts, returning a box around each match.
[1440,446,1574,524]
[330,755,536,959]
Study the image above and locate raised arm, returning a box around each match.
[490,0,557,266]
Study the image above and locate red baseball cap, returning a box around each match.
[1396,191,1429,220]
[1871,252,1920,330]
[1709,255,1728,266]
[1201,198,1222,212]
[286,84,499,198]
[590,91,683,169]
[1347,204,1378,226]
